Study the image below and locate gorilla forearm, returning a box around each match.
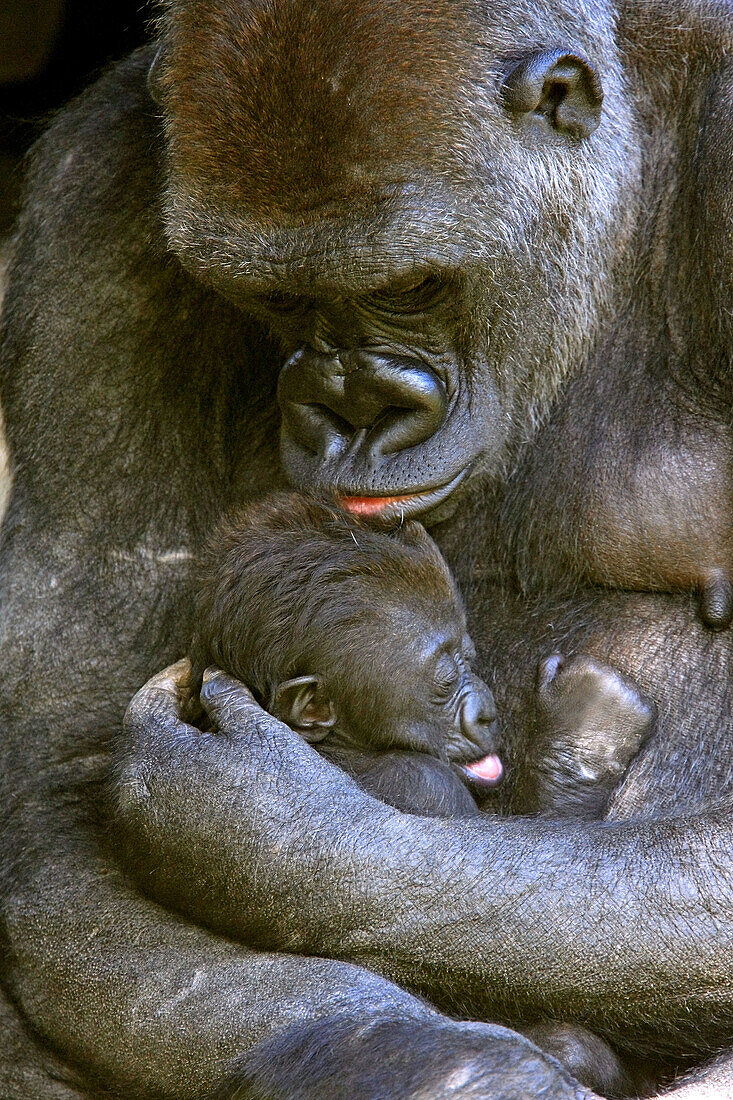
[0,604,449,1096]
[113,669,733,1059]
[0,547,588,1099]
[3,798,451,1098]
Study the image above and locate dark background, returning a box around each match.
[0,0,151,234]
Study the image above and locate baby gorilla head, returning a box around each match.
[189,493,502,813]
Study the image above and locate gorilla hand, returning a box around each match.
[114,666,733,1063]
[114,664,598,1100]
[116,661,398,953]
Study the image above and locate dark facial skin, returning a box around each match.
[269,617,502,797]
[0,0,732,1096]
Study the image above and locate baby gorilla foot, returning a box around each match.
[530,654,657,817]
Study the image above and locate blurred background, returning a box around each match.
[0,0,150,516]
[1,0,151,237]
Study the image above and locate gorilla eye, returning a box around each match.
[433,653,460,698]
[371,273,446,315]
[261,291,310,316]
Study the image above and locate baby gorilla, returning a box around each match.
[187,492,656,1098]
[189,493,654,829]
[188,492,504,817]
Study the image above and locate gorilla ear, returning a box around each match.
[147,44,167,108]
[270,676,337,743]
[501,49,603,139]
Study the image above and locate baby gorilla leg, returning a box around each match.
[521,654,657,819]
[321,747,480,818]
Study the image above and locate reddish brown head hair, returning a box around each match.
[157,0,478,220]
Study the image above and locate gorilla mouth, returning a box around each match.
[459,754,504,788]
[338,468,469,523]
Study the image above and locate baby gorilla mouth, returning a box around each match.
[460,753,504,788]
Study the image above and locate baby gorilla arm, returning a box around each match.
[322,746,481,818]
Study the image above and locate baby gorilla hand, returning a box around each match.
[529,654,657,818]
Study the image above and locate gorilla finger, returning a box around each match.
[199,667,293,744]
[123,657,194,736]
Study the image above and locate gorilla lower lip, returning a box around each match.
[462,754,504,786]
[338,469,468,522]
[339,492,417,516]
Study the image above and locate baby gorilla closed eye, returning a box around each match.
[188,492,504,818]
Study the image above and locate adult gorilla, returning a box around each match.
[0,0,731,1097]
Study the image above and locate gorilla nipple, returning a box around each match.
[699,570,733,630]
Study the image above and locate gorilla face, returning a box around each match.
[266,263,488,522]
[157,0,640,521]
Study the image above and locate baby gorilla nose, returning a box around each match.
[456,685,504,788]
[460,687,498,745]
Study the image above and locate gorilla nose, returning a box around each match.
[458,688,503,788]
[459,689,498,754]
[278,349,448,460]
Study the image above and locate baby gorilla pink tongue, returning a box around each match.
[463,754,503,786]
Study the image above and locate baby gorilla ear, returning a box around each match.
[269,676,337,743]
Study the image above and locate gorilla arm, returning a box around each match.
[0,571,580,1100]
[113,665,733,1063]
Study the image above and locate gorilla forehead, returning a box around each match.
[158,0,622,222]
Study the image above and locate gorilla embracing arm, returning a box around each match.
[113,664,733,1068]
[0,549,585,1100]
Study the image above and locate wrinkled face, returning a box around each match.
[327,606,503,787]
[158,0,640,523]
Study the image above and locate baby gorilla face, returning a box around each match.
[271,602,503,791]
[191,492,505,798]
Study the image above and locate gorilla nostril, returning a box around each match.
[285,402,355,457]
[460,692,498,748]
[308,403,355,436]
[278,348,448,461]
